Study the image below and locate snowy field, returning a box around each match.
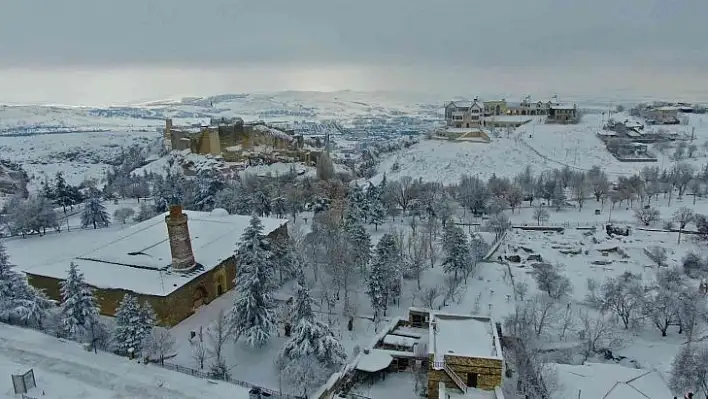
[372,136,553,185]
[0,323,252,399]
[0,130,159,190]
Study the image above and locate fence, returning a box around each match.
[154,362,305,399]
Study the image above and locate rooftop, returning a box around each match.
[16,210,287,296]
[554,363,671,399]
[429,312,502,361]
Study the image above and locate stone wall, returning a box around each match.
[26,258,236,327]
[426,354,503,399]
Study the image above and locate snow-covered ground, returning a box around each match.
[0,130,159,190]
[0,323,252,399]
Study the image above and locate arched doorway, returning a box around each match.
[192,285,208,310]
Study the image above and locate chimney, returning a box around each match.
[165,205,196,271]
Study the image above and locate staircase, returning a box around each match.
[443,362,467,394]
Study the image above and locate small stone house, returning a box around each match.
[23,206,288,327]
[409,310,503,399]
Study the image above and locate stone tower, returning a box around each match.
[165,205,196,271]
[164,118,174,152]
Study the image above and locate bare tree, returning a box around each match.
[190,330,208,369]
[533,206,549,226]
[673,207,695,244]
[514,280,529,301]
[406,232,429,290]
[634,207,660,226]
[387,176,419,214]
[507,184,524,214]
[677,290,706,343]
[577,309,617,361]
[531,263,572,300]
[421,285,440,309]
[669,345,708,396]
[570,172,588,211]
[113,207,135,224]
[590,272,645,329]
[146,328,176,365]
[206,309,235,365]
[646,246,668,267]
[643,287,678,336]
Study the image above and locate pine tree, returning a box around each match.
[81,195,110,229]
[113,294,144,355]
[343,211,371,273]
[365,184,386,230]
[192,169,223,211]
[366,234,399,319]
[138,301,156,347]
[273,238,298,284]
[0,242,51,325]
[281,272,347,371]
[231,215,277,347]
[59,262,101,341]
[442,223,471,280]
[54,172,72,213]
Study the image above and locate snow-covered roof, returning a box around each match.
[429,313,502,362]
[355,349,393,372]
[20,210,288,296]
[382,334,418,348]
[551,103,576,110]
[252,124,295,143]
[554,363,671,399]
[448,100,474,109]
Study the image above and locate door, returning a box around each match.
[467,373,478,388]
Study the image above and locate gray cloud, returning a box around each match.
[2,0,707,68]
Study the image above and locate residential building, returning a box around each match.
[483,100,508,117]
[423,310,504,399]
[20,205,288,327]
[650,106,680,124]
[444,99,486,128]
[547,103,579,124]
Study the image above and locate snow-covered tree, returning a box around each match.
[530,263,572,300]
[113,207,135,224]
[343,208,371,273]
[442,223,472,280]
[230,215,277,347]
[670,345,708,397]
[59,262,102,342]
[81,195,110,229]
[366,234,399,319]
[0,242,52,326]
[113,294,148,355]
[280,273,346,394]
[192,169,223,211]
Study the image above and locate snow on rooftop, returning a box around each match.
[355,349,393,372]
[18,210,287,296]
[382,334,418,348]
[429,313,501,362]
[553,363,671,399]
[0,323,250,399]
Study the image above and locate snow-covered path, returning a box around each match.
[0,324,250,399]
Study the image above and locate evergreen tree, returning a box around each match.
[343,210,371,273]
[54,172,73,213]
[113,294,144,355]
[138,301,156,346]
[442,223,471,280]
[366,234,399,319]
[81,195,110,229]
[281,272,347,371]
[59,262,102,341]
[0,242,51,325]
[273,238,298,284]
[365,184,386,230]
[347,184,367,221]
[192,169,223,211]
[271,196,288,218]
[230,215,277,347]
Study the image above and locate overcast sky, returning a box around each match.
[1,0,707,104]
